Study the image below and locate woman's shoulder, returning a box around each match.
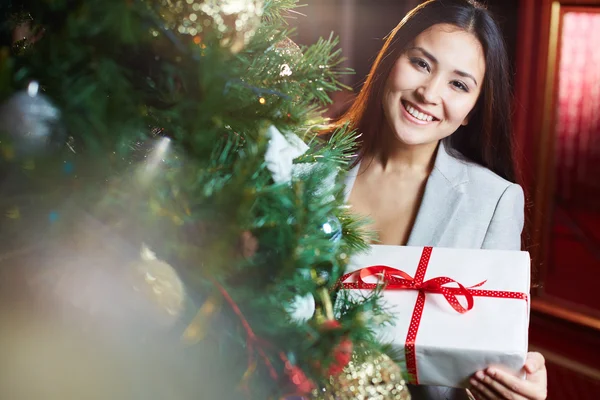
[438,144,520,193]
[465,160,518,190]
[457,159,524,211]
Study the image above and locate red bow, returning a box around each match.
[338,264,487,314]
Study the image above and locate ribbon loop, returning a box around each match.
[339,265,476,313]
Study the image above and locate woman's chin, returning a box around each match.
[393,133,435,147]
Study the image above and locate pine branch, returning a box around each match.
[263,0,305,25]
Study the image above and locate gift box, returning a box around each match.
[339,245,530,388]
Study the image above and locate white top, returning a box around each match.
[343,161,360,203]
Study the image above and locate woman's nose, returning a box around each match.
[416,76,443,105]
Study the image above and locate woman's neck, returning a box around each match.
[365,125,439,175]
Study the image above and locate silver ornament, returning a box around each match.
[0,82,61,157]
[321,215,342,244]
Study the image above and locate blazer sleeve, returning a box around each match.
[481,183,525,250]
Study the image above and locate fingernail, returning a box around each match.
[526,362,534,370]
[475,371,485,380]
[487,367,496,375]
[470,378,478,387]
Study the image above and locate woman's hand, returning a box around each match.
[469,352,547,400]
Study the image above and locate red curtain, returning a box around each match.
[555,12,600,210]
[547,11,600,311]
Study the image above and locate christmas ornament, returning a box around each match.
[0,81,61,160]
[311,290,354,377]
[313,318,353,378]
[316,270,330,285]
[181,294,221,345]
[321,215,342,244]
[129,244,185,327]
[264,125,308,184]
[272,37,303,61]
[284,362,316,395]
[152,0,264,53]
[285,293,315,323]
[268,37,303,78]
[316,352,411,400]
[326,336,353,376]
[290,161,338,203]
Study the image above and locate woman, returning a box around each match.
[331,0,548,399]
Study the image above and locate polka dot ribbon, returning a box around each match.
[336,246,528,385]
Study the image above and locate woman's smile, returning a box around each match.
[401,100,439,125]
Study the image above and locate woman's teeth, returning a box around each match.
[404,102,434,122]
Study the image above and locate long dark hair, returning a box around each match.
[331,0,517,183]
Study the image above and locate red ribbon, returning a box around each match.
[211,279,315,397]
[337,246,528,384]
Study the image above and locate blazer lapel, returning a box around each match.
[406,142,469,247]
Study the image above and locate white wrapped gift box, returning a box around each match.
[340,245,530,388]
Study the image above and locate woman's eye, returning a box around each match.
[451,81,469,92]
[410,57,430,72]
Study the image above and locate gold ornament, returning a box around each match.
[152,0,264,53]
[180,294,221,345]
[315,352,411,400]
[129,244,185,326]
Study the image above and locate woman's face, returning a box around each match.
[382,23,486,147]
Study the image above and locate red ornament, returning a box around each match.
[319,320,341,330]
[326,337,353,376]
[313,319,354,377]
[284,361,315,394]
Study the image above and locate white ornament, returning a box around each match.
[264,125,309,184]
[0,81,60,154]
[286,293,316,323]
[292,162,338,202]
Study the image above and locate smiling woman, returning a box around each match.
[326,0,548,400]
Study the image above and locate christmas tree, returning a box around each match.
[0,1,410,399]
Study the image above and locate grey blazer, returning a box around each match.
[344,141,525,400]
[344,141,525,251]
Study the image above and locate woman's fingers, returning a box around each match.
[470,372,502,399]
[524,352,545,375]
[484,368,531,399]
[469,386,491,400]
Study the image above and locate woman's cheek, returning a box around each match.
[448,96,475,121]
